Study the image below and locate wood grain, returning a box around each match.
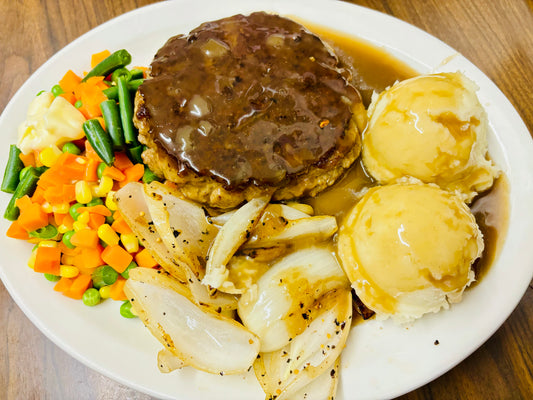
[0,1,531,399]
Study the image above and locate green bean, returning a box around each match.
[2,145,24,193]
[142,167,161,184]
[117,77,138,146]
[4,166,42,221]
[62,142,81,155]
[102,79,144,100]
[111,68,132,84]
[129,68,144,80]
[100,100,125,150]
[82,288,101,306]
[120,300,137,318]
[92,265,118,289]
[127,145,144,164]
[81,49,132,82]
[62,230,76,249]
[82,119,115,165]
[29,224,58,239]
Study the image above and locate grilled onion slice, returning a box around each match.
[125,268,260,375]
[254,288,352,399]
[238,247,349,352]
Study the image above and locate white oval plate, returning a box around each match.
[1,1,532,399]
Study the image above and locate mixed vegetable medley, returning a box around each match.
[2,49,158,317]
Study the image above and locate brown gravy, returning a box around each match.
[299,22,510,285]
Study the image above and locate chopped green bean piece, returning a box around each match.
[29,224,58,239]
[62,230,76,249]
[2,145,24,193]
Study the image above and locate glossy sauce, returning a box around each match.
[137,12,362,190]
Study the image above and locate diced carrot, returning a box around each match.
[38,153,88,190]
[19,152,36,167]
[75,77,108,119]
[88,213,106,230]
[135,248,158,269]
[33,150,44,167]
[63,274,92,300]
[59,70,82,93]
[101,244,133,273]
[111,212,132,235]
[60,213,75,230]
[34,246,61,275]
[59,241,80,256]
[96,117,106,131]
[73,244,104,272]
[15,195,33,212]
[54,212,68,226]
[85,158,99,182]
[31,186,46,204]
[59,92,76,105]
[91,50,111,68]
[70,229,99,248]
[113,152,134,170]
[109,276,128,301]
[44,184,76,205]
[120,164,144,187]
[17,202,49,232]
[54,277,74,293]
[77,205,112,217]
[103,166,125,181]
[84,140,103,162]
[6,221,30,240]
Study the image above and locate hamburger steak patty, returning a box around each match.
[135,12,366,209]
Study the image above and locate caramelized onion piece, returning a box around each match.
[157,348,186,373]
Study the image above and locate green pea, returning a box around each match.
[120,300,137,318]
[62,142,81,155]
[87,197,104,207]
[69,202,84,220]
[82,288,101,306]
[120,261,138,279]
[92,265,118,289]
[74,100,83,109]
[62,230,76,249]
[29,224,58,239]
[51,84,64,97]
[97,162,107,179]
[44,273,61,282]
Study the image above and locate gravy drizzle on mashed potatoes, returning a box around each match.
[113,11,507,400]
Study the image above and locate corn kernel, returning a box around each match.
[99,285,111,299]
[95,176,113,197]
[61,254,76,265]
[41,202,53,213]
[105,191,118,211]
[58,224,70,234]
[77,211,90,224]
[38,240,58,248]
[60,265,79,278]
[75,181,93,204]
[39,146,62,167]
[97,224,120,246]
[52,202,70,214]
[121,233,139,253]
[73,220,88,232]
[28,250,37,269]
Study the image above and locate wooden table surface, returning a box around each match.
[0,1,531,399]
